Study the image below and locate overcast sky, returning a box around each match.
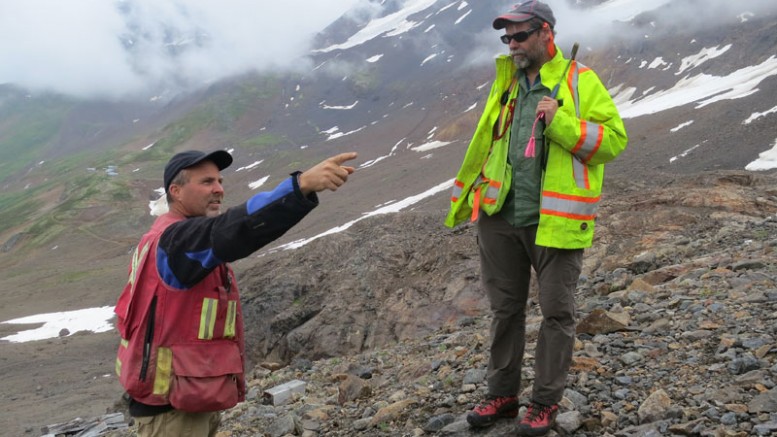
[0,0,362,100]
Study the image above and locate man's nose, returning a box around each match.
[213,181,224,194]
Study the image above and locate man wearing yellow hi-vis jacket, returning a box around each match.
[445,1,627,435]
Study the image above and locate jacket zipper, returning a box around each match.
[139,296,157,381]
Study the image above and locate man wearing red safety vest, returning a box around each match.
[445,1,627,435]
[115,149,357,436]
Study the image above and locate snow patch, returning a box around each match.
[1,306,115,343]
[746,138,777,171]
[249,176,270,190]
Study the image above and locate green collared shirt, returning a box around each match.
[499,70,551,227]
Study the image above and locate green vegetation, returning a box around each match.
[0,73,289,252]
[697,287,717,298]
[159,110,212,149]
[0,188,46,236]
[752,228,769,240]
[22,178,96,247]
[132,75,283,160]
[110,186,133,202]
[59,270,93,283]
[0,97,74,183]
[24,214,67,248]
[226,77,281,118]
[0,147,132,246]
[240,133,286,150]
[351,68,379,95]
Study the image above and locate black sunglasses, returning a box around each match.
[500,27,540,44]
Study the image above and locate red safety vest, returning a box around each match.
[114,212,246,412]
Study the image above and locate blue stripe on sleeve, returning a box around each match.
[246,177,294,215]
[186,248,222,270]
[157,247,186,289]
[156,247,223,290]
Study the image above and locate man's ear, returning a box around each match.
[168,184,181,202]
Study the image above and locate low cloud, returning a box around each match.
[467,0,777,67]
[559,0,777,47]
[0,0,361,100]
[3,0,775,100]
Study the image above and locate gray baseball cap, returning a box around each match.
[493,1,556,30]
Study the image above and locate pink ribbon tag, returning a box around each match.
[525,113,544,158]
[525,137,536,158]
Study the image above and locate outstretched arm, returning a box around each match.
[299,152,358,195]
[158,152,358,289]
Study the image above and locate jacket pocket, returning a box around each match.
[168,340,243,412]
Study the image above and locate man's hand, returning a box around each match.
[299,152,358,195]
[536,96,560,125]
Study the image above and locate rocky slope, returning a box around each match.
[88,169,777,437]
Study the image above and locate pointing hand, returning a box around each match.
[299,152,358,195]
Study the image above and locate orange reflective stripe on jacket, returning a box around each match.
[540,191,600,221]
[451,179,464,203]
[571,120,604,163]
[469,177,503,222]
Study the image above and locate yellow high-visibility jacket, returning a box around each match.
[445,47,628,249]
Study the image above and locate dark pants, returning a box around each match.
[477,213,583,405]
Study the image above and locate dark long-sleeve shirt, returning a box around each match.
[157,174,317,289]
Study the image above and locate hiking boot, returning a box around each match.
[466,395,519,428]
[517,402,559,436]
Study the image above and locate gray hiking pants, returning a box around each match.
[477,213,583,405]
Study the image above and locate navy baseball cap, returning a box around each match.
[493,1,556,29]
[163,149,233,193]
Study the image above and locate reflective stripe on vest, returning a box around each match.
[540,190,599,220]
[153,346,172,396]
[224,301,237,338]
[199,298,218,340]
[115,339,129,377]
[128,242,150,291]
[451,179,464,202]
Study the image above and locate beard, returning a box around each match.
[510,40,546,70]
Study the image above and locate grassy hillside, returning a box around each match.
[0,73,292,257]
[0,89,75,183]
